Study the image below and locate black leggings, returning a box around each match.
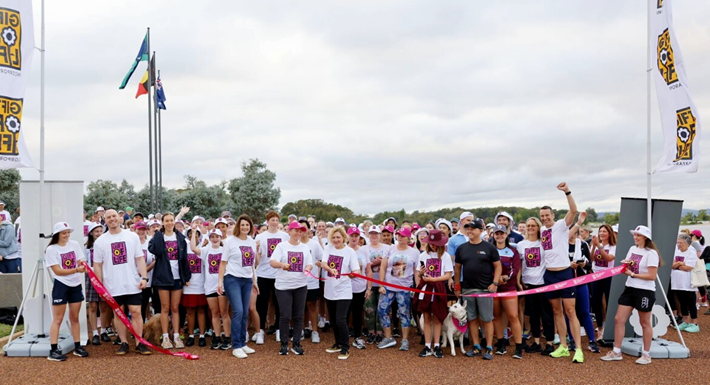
[275,286,307,345]
[524,284,554,341]
[675,290,698,319]
[327,299,352,350]
[256,278,280,330]
[349,291,366,338]
[591,277,611,327]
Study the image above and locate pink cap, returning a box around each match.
[382,225,394,234]
[287,221,307,232]
[134,221,148,230]
[691,229,703,238]
[411,223,421,231]
[396,227,411,238]
[347,227,361,236]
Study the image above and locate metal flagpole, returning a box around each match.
[147,29,154,213]
[37,0,47,338]
[158,70,163,212]
[152,52,159,213]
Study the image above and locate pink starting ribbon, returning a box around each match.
[305,264,628,298]
[81,261,199,360]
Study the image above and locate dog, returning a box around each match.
[440,300,468,356]
[142,314,162,345]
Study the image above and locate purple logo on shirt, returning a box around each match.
[267,238,281,258]
[628,253,643,275]
[61,251,77,269]
[208,253,222,274]
[187,253,201,274]
[89,249,94,266]
[541,229,552,250]
[240,246,255,267]
[594,249,609,268]
[83,225,89,237]
[111,242,127,265]
[674,255,685,263]
[0,213,5,222]
[166,240,178,261]
[524,247,541,268]
[287,251,304,272]
[326,255,343,277]
[142,249,147,258]
[426,258,441,278]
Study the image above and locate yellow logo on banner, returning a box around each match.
[675,107,696,161]
[0,96,22,156]
[657,0,663,9]
[0,7,22,70]
[657,29,678,86]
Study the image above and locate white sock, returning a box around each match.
[189,334,194,338]
[642,350,650,356]
[199,334,204,338]
[163,333,169,340]
[434,343,439,348]
[260,329,264,335]
[101,328,106,334]
[174,333,180,341]
[613,347,621,354]
[425,343,431,349]
[92,330,99,336]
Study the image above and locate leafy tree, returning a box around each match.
[697,209,708,222]
[0,169,20,215]
[84,179,132,213]
[584,207,598,222]
[228,159,280,222]
[281,199,358,223]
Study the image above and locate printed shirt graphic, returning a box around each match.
[267,238,282,258]
[541,229,552,250]
[83,225,89,236]
[111,242,128,265]
[61,251,77,270]
[166,240,179,260]
[425,258,442,278]
[524,247,542,267]
[208,253,222,274]
[628,253,643,275]
[187,253,201,274]
[287,251,304,272]
[390,253,408,278]
[673,255,685,263]
[240,246,255,267]
[594,248,610,267]
[367,247,388,273]
[326,254,344,277]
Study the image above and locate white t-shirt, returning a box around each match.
[323,245,361,300]
[140,239,155,288]
[46,241,85,287]
[183,239,205,295]
[671,247,698,292]
[417,251,454,282]
[0,210,12,223]
[93,229,143,296]
[541,219,570,269]
[83,220,93,243]
[223,236,257,279]
[255,230,290,279]
[361,243,391,287]
[306,238,323,290]
[592,244,616,272]
[518,239,546,285]
[384,246,419,291]
[202,245,224,295]
[624,246,660,291]
[162,233,180,280]
[271,241,313,291]
[351,247,368,294]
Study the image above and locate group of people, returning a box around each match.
[42,182,708,365]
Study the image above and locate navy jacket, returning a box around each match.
[148,231,191,287]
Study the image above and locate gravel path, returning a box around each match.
[2,314,708,384]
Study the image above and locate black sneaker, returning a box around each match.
[198,336,206,347]
[418,346,432,357]
[73,346,89,357]
[91,335,101,346]
[366,333,376,345]
[569,342,576,351]
[588,340,600,353]
[433,346,444,358]
[210,337,222,350]
[185,336,195,347]
[322,322,331,332]
[47,349,67,362]
[541,344,555,356]
[136,343,152,355]
[266,324,277,335]
[375,334,383,344]
[220,336,232,350]
[279,342,289,355]
[348,327,355,338]
[495,340,507,355]
[304,328,313,339]
[393,327,401,338]
[482,347,494,360]
[513,346,523,359]
[465,346,481,358]
[113,337,122,345]
[525,342,542,353]
[291,343,304,355]
[100,332,111,342]
[116,342,130,355]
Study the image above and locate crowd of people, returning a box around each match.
[38,183,710,364]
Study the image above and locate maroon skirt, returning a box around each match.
[181,293,207,307]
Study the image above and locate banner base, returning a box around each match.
[620,337,690,359]
[3,333,74,357]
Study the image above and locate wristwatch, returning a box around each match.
[141,277,149,281]
[492,282,499,286]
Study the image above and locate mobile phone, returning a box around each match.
[420,261,425,268]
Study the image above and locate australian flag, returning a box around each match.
[156,77,167,110]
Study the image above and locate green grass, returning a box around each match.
[0,323,23,338]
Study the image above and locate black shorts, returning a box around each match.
[155,279,183,291]
[114,293,143,307]
[206,292,225,298]
[618,286,655,312]
[306,289,320,302]
[52,280,84,305]
[543,268,576,300]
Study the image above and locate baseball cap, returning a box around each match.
[411,223,421,231]
[493,224,508,234]
[287,221,307,232]
[368,225,382,234]
[221,211,232,218]
[450,217,458,223]
[52,221,74,234]
[347,227,361,236]
[132,212,144,219]
[192,215,205,222]
[0,200,5,205]
[630,225,652,240]
[385,216,398,226]
[95,206,105,212]
[326,221,334,227]
[334,217,345,224]
[147,219,161,227]
[215,217,229,226]
[691,229,703,238]
[134,221,148,230]
[382,225,394,234]
[396,227,412,238]
[88,222,104,233]
[459,211,474,222]
[208,229,223,238]
[435,219,452,232]
[464,218,485,230]
[288,214,297,220]
[125,206,133,212]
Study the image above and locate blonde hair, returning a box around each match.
[328,226,348,244]
[525,217,543,240]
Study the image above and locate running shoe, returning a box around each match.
[185,336,195,347]
[161,338,173,349]
[233,348,247,359]
[588,340,600,353]
[338,349,350,360]
[377,337,397,349]
[242,345,255,354]
[210,337,221,350]
[136,343,152,355]
[569,342,576,351]
[116,342,130,355]
[522,329,531,340]
[266,324,276,335]
[366,333,376,345]
[353,338,366,350]
[311,331,320,344]
[419,346,432,357]
[433,346,444,359]
[326,344,341,353]
[317,317,326,329]
[572,349,584,363]
[550,345,570,358]
[220,336,232,350]
[375,334,383,344]
[174,338,185,349]
[275,330,281,342]
[393,327,401,338]
[674,322,688,331]
[251,332,259,342]
[291,343,304,355]
[279,343,288,355]
[684,323,700,333]
[73,346,89,357]
[304,328,312,339]
[552,334,560,345]
[256,332,264,345]
[482,347,494,360]
[513,346,523,359]
[100,332,111,343]
[525,342,541,353]
[91,335,101,346]
[399,340,409,351]
[495,340,507,355]
[322,322,331,332]
[47,349,67,362]
[635,353,652,365]
[600,350,623,361]
[465,346,481,357]
[198,336,206,347]
[541,344,555,356]
[113,337,122,345]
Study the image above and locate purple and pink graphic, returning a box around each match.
[541,229,552,250]
[111,242,128,265]
[267,238,281,258]
[187,253,201,274]
[326,255,344,277]
[166,240,179,261]
[674,255,685,263]
[425,258,441,278]
[61,251,77,270]
[594,250,609,268]
[240,246,255,267]
[287,251,304,272]
[84,225,89,237]
[628,253,643,275]
[208,253,222,274]
[524,247,541,267]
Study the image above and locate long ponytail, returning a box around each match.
[644,238,664,267]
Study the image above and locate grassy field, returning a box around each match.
[0,323,23,338]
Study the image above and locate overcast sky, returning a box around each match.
[16,0,710,215]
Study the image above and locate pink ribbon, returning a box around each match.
[81,261,199,360]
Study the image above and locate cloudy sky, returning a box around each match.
[16,0,710,215]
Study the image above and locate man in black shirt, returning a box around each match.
[454,219,502,360]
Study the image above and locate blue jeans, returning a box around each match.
[0,258,21,273]
[224,275,252,348]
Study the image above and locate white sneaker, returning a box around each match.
[317,318,325,329]
[635,353,652,365]
[252,331,260,342]
[256,332,264,345]
[275,330,281,342]
[232,348,247,359]
[552,334,560,345]
[242,345,255,354]
[311,331,320,344]
[245,331,249,342]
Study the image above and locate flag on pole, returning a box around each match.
[652,0,701,173]
[156,77,167,110]
[119,32,149,89]
[135,55,155,98]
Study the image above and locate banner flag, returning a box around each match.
[0,0,34,169]
[119,32,149,89]
[652,0,701,173]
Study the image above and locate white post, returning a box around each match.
[37,0,46,337]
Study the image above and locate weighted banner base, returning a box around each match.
[3,333,73,357]
[620,337,690,359]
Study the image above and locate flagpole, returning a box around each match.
[158,70,163,212]
[646,0,652,231]
[153,51,159,212]
[147,28,154,213]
